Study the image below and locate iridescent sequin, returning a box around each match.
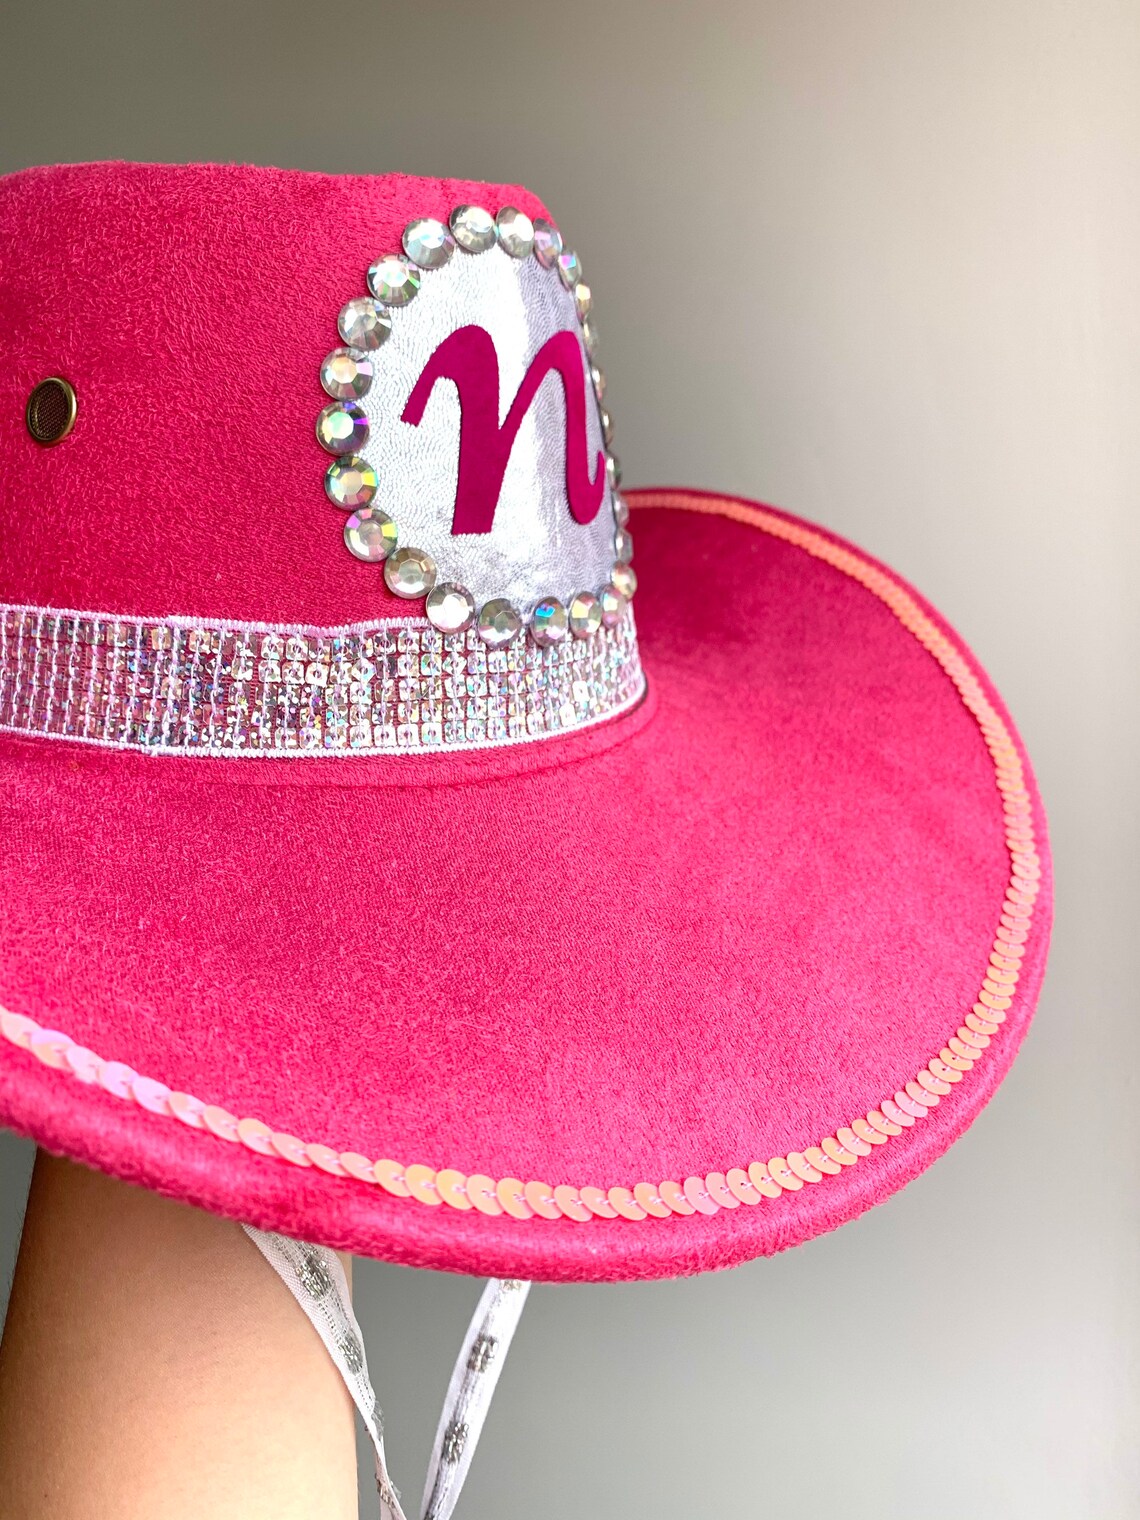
[0,603,642,755]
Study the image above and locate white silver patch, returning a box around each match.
[346,242,615,611]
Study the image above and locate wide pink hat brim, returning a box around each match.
[0,490,1050,1281]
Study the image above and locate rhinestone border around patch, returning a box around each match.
[323,204,633,648]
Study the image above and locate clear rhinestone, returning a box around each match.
[425,582,476,634]
[568,590,603,639]
[557,248,581,289]
[325,454,378,509]
[574,281,592,320]
[611,562,637,599]
[599,584,628,627]
[532,218,563,268]
[600,407,614,447]
[606,452,622,489]
[344,508,397,563]
[320,347,374,400]
[590,364,606,403]
[402,216,455,269]
[581,314,599,357]
[316,401,369,455]
[612,491,629,527]
[614,528,634,563]
[530,598,568,646]
[338,297,392,351]
[367,254,421,305]
[384,546,437,598]
[477,598,522,647]
[496,206,534,258]
[449,204,497,253]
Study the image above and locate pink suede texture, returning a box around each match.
[0,160,550,622]
[0,490,1052,1282]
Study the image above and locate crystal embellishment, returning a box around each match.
[338,298,392,351]
[316,401,369,455]
[344,508,397,563]
[569,590,603,639]
[614,528,634,564]
[599,584,628,627]
[556,248,581,289]
[449,204,497,253]
[384,546,437,599]
[425,583,476,634]
[477,598,522,647]
[532,217,563,268]
[495,206,535,258]
[367,255,421,306]
[402,217,455,270]
[611,563,637,599]
[320,347,374,400]
[530,598,568,646]
[325,455,378,510]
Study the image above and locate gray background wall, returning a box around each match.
[1,2,1136,1515]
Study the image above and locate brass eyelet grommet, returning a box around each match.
[25,377,77,445]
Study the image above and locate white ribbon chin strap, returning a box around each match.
[242,1226,529,1520]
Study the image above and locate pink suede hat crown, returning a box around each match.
[0,161,1050,1282]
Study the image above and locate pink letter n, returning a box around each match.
[400,325,606,534]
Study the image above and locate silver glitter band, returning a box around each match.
[0,602,643,757]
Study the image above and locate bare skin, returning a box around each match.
[0,1151,358,1520]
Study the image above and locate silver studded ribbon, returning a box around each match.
[242,1225,529,1520]
[420,1277,531,1520]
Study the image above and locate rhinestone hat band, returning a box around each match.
[0,602,643,756]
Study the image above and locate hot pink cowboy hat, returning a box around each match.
[0,160,1051,1285]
